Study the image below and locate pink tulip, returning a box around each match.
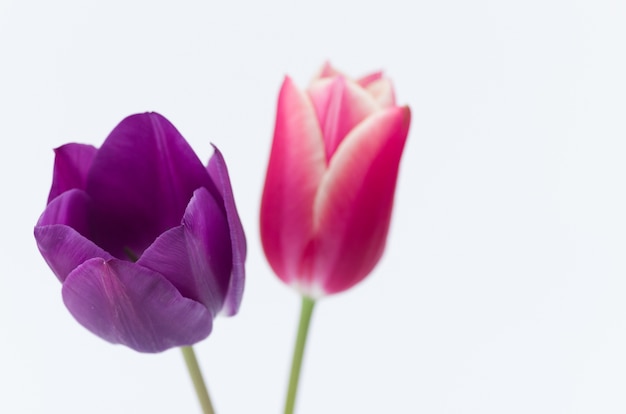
[261,63,411,297]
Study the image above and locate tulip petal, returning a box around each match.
[357,71,383,87]
[48,144,98,203]
[37,188,91,232]
[135,226,194,296]
[311,106,411,294]
[207,147,246,316]
[35,225,112,282]
[35,189,112,282]
[182,187,232,314]
[313,61,344,80]
[307,77,379,160]
[260,77,326,285]
[138,188,231,316]
[85,113,213,259]
[362,78,396,108]
[62,258,213,353]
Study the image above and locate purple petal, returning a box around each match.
[182,187,232,313]
[138,187,231,316]
[62,258,213,353]
[85,112,213,259]
[48,144,98,203]
[137,227,203,304]
[35,189,112,282]
[37,189,91,231]
[207,147,246,315]
[35,225,112,282]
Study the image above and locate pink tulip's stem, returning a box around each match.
[181,346,216,414]
[284,296,316,414]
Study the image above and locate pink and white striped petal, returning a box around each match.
[362,77,396,108]
[312,61,344,81]
[307,77,379,160]
[260,76,326,285]
[310,106,411,294]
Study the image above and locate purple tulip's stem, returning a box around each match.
[123,237,213,412]
[181,346,215,414]
[284,296,316,414]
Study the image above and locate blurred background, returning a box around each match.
[1,0,625,413]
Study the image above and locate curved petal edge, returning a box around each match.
[62,258,213,353]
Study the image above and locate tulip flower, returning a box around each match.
[261,62,410,297]
[34,112,246,354]
[260,63,410,414]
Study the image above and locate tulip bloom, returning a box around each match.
[261,63,410,297]
[35,113,246,353]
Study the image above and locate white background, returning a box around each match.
[1,0,626,413]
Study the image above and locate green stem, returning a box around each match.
[181,346,215,414]
[284,296,316,414]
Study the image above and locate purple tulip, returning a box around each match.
[34,112,246,353]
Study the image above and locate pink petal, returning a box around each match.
[313,61,344,81]
[260,76,326,285]
[362,77,396,108]
[310,106,411,295]
[48,144,98,203]
[307,77,379,160]
[62,258,213,353]
[357,71,383,87]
